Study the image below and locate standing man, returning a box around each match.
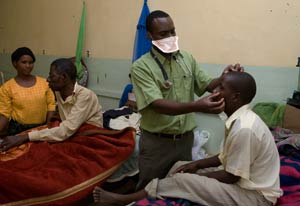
[131,10,243,189]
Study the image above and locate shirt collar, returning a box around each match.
[225,104,251,130]
[73,82,79,94]
[62,82,78,103]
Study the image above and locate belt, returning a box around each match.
[143,129,192,140]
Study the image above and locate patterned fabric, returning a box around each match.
[134,197,203,206]
[271,127,297,144]
[271,127,300,149]
[272,127,300,206]
[277,146,300,206]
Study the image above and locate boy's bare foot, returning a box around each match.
[93,186,127,206]
[93,185,147,206]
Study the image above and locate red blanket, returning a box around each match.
[0,124,136,206]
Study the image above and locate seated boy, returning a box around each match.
[93,71,282,206]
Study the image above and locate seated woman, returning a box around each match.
[0,47,56,136]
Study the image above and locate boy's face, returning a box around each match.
[214,75,236,114]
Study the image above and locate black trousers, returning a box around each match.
[7,119,43,136]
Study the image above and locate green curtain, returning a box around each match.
[252,102,286,127]
[75,1,86,80]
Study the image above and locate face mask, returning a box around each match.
[152,36,179,53]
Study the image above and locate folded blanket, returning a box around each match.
[0,124,135,206]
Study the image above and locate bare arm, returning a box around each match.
[199,170,240,184]
[174,155,222,174]
[46,111,57,128]
[173,155,240,184]
[150,92,225,115]
[0,114,9,137]
[206,78,221,93]
[206,64,244,93]
[0,134,29,152]
[150,63,244,115]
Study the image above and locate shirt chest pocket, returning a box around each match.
[163,74,193,101]
[173,73,193,91]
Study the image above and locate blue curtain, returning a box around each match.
[119,0,151,107]
[132,0,151,62]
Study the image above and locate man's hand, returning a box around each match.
[195,92,225,114]
[222,63,244,75]
[172,155,222,175]
[173,161,200,174]
[0,135,29,152]
[206,64,244,93]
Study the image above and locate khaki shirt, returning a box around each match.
[29,83,103,142]
[131,48,212,134]
[219,104,283,204]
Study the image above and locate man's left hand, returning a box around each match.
[0,135,29,152]
[222,63,244,75]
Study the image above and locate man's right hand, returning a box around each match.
[195,92,225,114]
[173,161,200,174]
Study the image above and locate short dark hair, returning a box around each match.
[11,47,35,62]
[146,10,170,33]
[227,72,256,103]
[51,58,77,81]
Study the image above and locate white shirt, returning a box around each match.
[219,104,282,204]
[29,83,103,142]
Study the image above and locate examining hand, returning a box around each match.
[222,64,244,75]
[195,92,225,114]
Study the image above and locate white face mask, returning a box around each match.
[152,36,179,53]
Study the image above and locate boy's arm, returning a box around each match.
[174,155,221,174]
[199,170,240,184]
